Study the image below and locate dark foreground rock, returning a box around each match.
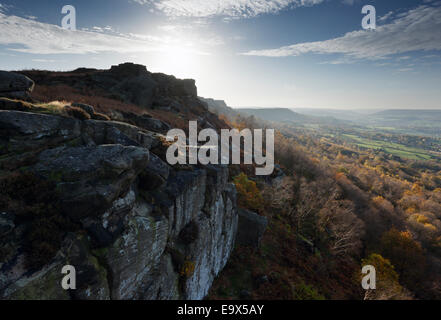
[0,110,238,300]
[0,71,34,100]
[236,209,268,248]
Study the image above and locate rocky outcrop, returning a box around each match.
[0,109,238,300]
[0,71,34,100]
[236,209,268,248]
[20,63,197,109]
[199,97,238,120]
[14,64,229,136]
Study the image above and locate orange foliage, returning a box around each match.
[233,173,264,213]
[380,228,426,290]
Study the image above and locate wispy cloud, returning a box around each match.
[397,67,414,72]
[31,59,59,63]
[396,56,411,61]
[0,12,211,55]
[241,4,441,60]
[340,0,360,6]
[378,10,394,22]
[133,0,324,18]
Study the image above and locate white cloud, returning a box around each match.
[133,0,324,18]
[31,59,58,63]
[0,12,211,55]
[241,4,441,60]
[421,54,440,59]
[341,0,359,5]
[378,10,394,22]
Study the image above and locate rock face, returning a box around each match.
[236,209,268,248]
[20,63,197,109]
[0,71,34,100]
[0,110,238,300]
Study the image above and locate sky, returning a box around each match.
[0,0,440,109]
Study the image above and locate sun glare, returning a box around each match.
[153,44,206,79]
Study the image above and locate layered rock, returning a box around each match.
[0,71,34,100]
[0,110,238,300]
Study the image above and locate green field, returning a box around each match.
[341,134,436,160]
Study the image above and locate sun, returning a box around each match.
[153,43,206,79]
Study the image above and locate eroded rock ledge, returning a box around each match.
[0,110,238,300]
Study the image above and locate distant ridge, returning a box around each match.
[366,109,441,123]
[199,97,238,119]
[372,109,441,118]
[236,108,308,123]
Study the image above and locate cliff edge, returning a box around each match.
[0,64,238,300]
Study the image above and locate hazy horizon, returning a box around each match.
[232,106,441,111]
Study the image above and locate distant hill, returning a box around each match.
[290,108,441,136]
[369,109,441,122]
[236,108,309,123]
[198,101,314,125]
[360,109,441,137]
[293,108,364,122]
[363,109,441,127]
[236,107,352,126]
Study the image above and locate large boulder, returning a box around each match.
[33,145,150,221]
[0,71,34,99]
[71,102,95,116]
[236,209,268,248]
[0,110,82,153]
[119,111,171,133]
[181,79,197,97]
[109,62,148,78]
[138,153,170,190]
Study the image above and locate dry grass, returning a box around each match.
[31,84,145,115]
[0,98,94,121]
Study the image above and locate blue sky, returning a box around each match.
[0,0,440,109]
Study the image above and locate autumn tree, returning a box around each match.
[233,173,264,213]
[379,229,426,291]
[318,199,365,257]
[361,253,412,300]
